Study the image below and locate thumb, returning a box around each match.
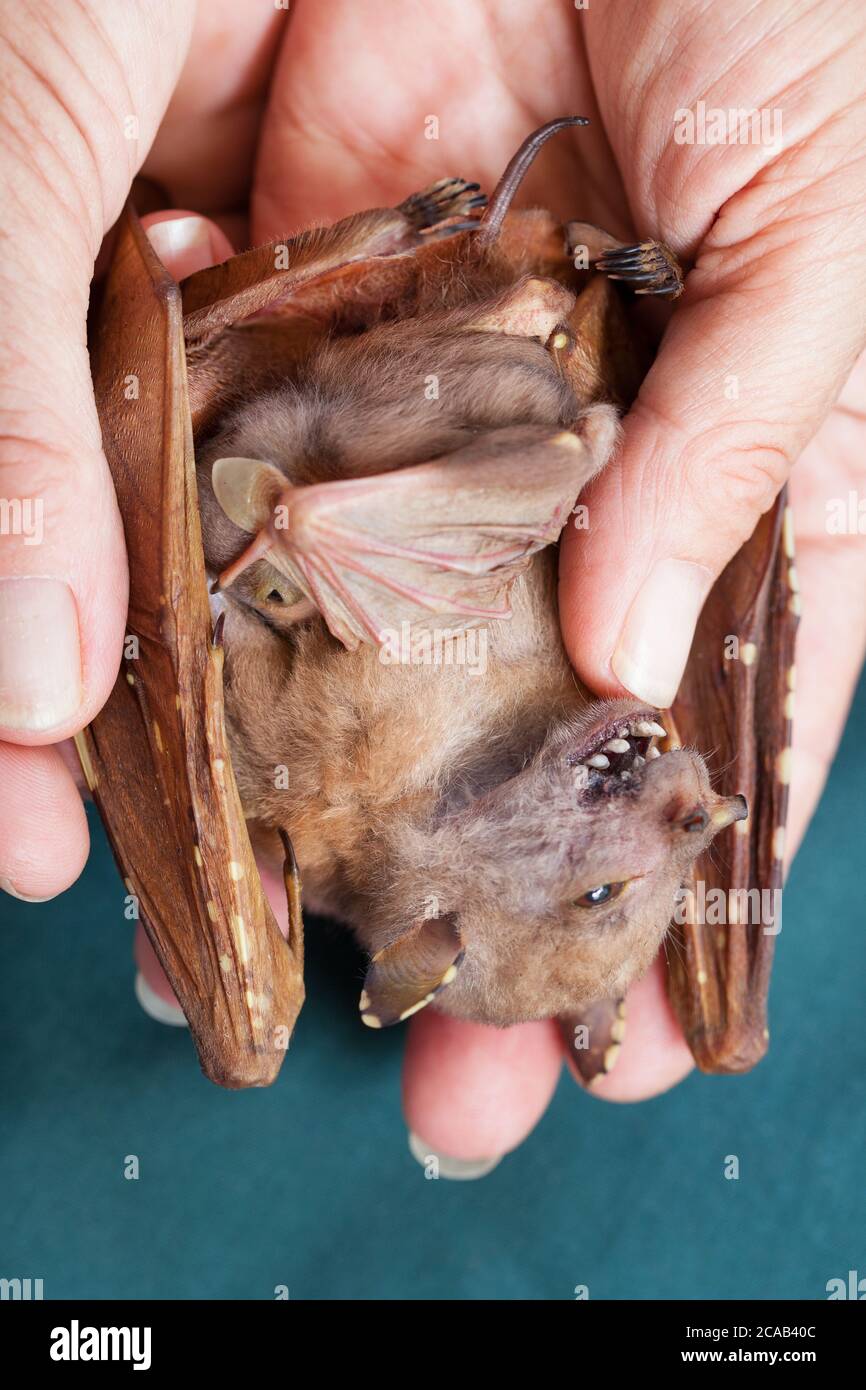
[0,223,126,740]
[560,206,866,706]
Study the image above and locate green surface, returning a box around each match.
[1,672,865,1302]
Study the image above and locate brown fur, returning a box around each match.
[194,282,741,1027]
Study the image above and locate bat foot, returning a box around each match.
[399,177,487,234]
[596,240,684,298]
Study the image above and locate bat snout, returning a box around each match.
[710,793,749,830]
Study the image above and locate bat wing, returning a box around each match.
[213,426,600,650]
[82,205,304,1088]
[181,189,484,349]
[667,492,798,1072]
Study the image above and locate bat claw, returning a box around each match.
[596,240,684,299]
[278,828,304,961]
[399,177,489,231]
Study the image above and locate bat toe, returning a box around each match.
[399,177,488,233]
[596,240,684,299]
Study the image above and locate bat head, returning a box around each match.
[360,699,747,1028]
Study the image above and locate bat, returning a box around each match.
[82,118,797,1089]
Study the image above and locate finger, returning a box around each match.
[140,210,235,280]
[402,1009,563,1176]
[783,356,866,858]
[785,535,866,862]
[0,3,200,744]
[564,955,694,1101]
[0,292,126,741]
[0,742,88,900]
[561,178,866,710]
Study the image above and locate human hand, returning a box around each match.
[240,0,866,1170]
[7,0,866,1176]
[0,0,202,900]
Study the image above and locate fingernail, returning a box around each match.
[0,578,81,731]
[145,216,215,279]
[407,1131,503,1181]
[134,972,187,1028]
[611,559,713,708]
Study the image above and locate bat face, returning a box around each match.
[366,699,746,1026]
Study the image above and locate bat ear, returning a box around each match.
[359,913,464,1028]
[211,456,287,534]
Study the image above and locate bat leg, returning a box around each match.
[566,222,684,299]
[559,997,627,1086]
[596,241,684,299]
[398,177,487,232]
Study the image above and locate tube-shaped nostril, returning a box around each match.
[710,793,749,830]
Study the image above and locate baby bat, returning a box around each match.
[192,119,747,1039]
[82,116,795,1089]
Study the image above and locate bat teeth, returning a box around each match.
[646,745,661,760]
[632,720,656,737]
[585,753,610,769]
[602,737,630,754]
[647,720,667,738]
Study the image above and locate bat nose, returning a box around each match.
[710,793,748,830]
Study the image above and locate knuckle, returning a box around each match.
[687,436,792,525]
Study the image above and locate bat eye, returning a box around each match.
[266,589,285,604]
[574,881,625,908]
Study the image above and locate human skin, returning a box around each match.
[2,0,866,1165]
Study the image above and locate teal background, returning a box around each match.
[1,673,864,1302]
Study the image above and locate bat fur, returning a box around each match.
[191,129,745,1030]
